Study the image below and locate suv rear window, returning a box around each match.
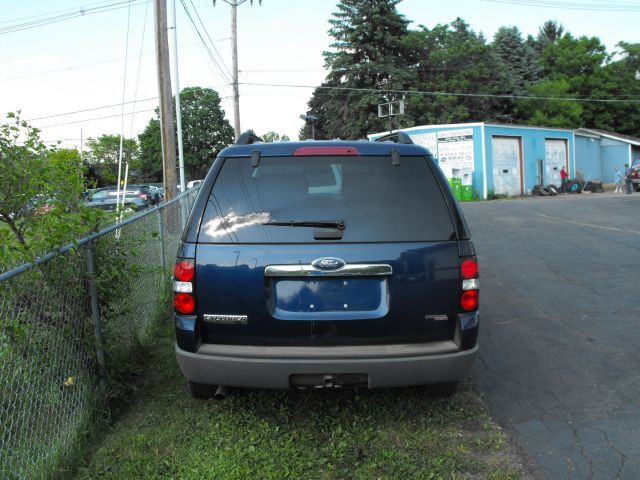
[198,155,455,243]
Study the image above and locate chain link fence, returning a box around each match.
[0,188,199,479]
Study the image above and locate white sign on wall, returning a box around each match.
[410,132,438,156]
[436,129,474,176]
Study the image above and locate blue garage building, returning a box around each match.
[371,123,575,199]
[575,128,640,183]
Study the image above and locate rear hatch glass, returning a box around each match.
[198,155,455,243]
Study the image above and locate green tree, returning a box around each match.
[540,33,610,129]
[261,131,290,142]
[304,0,417,139]
[85,134,138,186]
[518,79,583,128]
[493,27,541,94]
[535,20,565,51]
[491,26,541,123]
[0,113,98,266]
[137,87,234,181]
[408,19,508,125]
[136,117,162,182]
[597,42,640,135]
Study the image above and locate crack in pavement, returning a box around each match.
[567,420,594,480]
[594,427,627,479]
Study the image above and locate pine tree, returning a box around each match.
[303,0,416,139]
[493,26,541,95]
[408,18,507,125]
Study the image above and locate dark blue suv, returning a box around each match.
[173,132,479,398]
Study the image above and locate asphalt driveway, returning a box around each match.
[461,192,640,479]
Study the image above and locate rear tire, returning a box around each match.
[188,381,214,399]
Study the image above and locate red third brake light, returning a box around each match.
[174,260,194,282]
[174,293,195,314]
[293,147,360,156]
[461,258,478,279]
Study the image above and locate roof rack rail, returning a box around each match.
[236,131,263,145]
[374,131,414,145]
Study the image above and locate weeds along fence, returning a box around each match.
[0,188,199,479]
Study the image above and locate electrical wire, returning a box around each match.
[1,0,121,25]
[116,0,134,210]
[25,97,159,122]
[480,0,640,11]
[238,81,640,104]
[37,108,157,129]
[129,0,151,138]
[0,42,207,84]
[0,0,149,35]
[179,0,233,85]
[188,0,233,79]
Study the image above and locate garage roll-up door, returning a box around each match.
[545,139,568,186]
[492,137,522,196]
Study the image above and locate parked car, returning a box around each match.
[173,132,479,398]
[631,158,640,191]
[84,185,157,211]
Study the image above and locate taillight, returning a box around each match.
[174,293,195,314]
[461,259,478,279]
[460,256,479,311]
[174,260,194,282]
[174,259,195,314]
[461,290,479,311]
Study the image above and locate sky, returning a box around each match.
[1,0,638,155]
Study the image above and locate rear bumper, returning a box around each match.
[176,341,478,389]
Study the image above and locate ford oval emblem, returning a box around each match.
[311,257,346,271]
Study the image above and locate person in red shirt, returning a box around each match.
[560,165,568,193]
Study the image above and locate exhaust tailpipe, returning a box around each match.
[214,385,229,400]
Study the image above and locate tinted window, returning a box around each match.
[199,156,455,243]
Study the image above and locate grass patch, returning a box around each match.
[74,325,526,480]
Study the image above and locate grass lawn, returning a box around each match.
[73,324,528,480]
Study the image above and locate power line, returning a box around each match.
[1,0,118,25]
[129,0,151,138]
[238,81,640,104]
[0,0,150,35]
[179,0,233,85]
[188,0,234,79]
[26,97,159,122]
[0,42,209,84]
[480,0,640,10]
[38,108,157,130]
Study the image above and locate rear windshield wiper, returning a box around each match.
[263,219,346,230]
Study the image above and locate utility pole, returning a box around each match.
[230,1,240,140]
[155,0,178,200]
[171,0,186,192]
[215,0,261,140]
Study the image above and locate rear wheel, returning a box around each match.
[188,381,214,399]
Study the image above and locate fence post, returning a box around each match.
[157,209,167,280]
[84,241,106,378]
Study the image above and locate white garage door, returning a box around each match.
[492,137,522,196]
[545,139,567,186]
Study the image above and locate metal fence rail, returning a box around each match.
[0,189,198,479]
